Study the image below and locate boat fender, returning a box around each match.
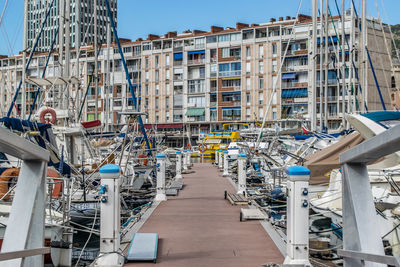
[40,108,57,124]
[138,154,149,166]
[0,168,20,200]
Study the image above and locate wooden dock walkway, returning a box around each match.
[125,163,283,267]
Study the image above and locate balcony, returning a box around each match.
[219,70,241,77]
[210,87,217,92]
[210,102,217,107]
[188,85,205,94]
[188,59,205,65]
[281,81,308,89]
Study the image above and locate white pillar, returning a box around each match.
[237,154,247,195]
[155,154,167,201]
[183,150,188,171]
[218,149,223,169]
[96,164,124,266]
[175,151,182,179]
[284,166,311,266]
[186,149,191,167]
[215,150,219,165]
[223,150,229,176]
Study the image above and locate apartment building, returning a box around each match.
[25,0,117,52]
[0,13,392,132]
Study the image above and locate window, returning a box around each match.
[230,48,241,58]
[207,35,217,43]
[165,54,170,66]
[145,71,149,81]
[246,93,251,105]
[145,58,149,68]
[143,42,151,51]
[166,84,170,94]
[210,110,217,121]
[195,37,205,49]
[222,79,241,88]
[155,84,159,95]
[188,96,205,107]
[222,109,241,121]
[155,55,159,67]
[258,108,264,118]
[222,48,230,58]
[218,34,229,42]
[259,61,264,73]
[246,62,251,73]
[165,97,169,108]
[259,45,264,58]
[166,70,170,80]
[230,33,241,41]
[272,43,277,56]
[258,92,264,104]
[155,70,159,81]
[259,77,264,89]
[246,78,251,89]
[246,47,251,58]
[272,60,277,72]
[219,62,241,76]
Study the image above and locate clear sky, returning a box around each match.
[0,0,399,56]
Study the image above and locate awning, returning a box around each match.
[156,123,183,129]
[222,107,241,110]
[221,91,241,95]
[282,89,308,98]
[174,53,183,60]
[282,73,296,79]
[186,108,205,116]
[188,50,205,55]
[317,36,338,45]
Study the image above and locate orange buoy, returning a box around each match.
[138,154,149,166]
[0,168,20,200]
[40,108,57,124]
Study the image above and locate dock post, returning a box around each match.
[283,166,311,267]
[218,149,223,170]
[175,151,182,179]
[237,154,247,195]
[183,150,188,171]
[95,164,124,267]
[215,150,219,165]
[155,154,167,201]
[187,149,192,167]
[223,150,229,176]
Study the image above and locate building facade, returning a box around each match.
[0,13,393,132]
[25,0,117,52]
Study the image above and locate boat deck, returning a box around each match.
[125,162,283,267]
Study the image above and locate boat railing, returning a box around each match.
[339,123,400,267]
[0,127,50,266]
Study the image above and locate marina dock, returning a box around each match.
[125,162,283,267]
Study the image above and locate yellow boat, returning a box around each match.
[200,128,242,158]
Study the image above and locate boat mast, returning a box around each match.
[59,0,65,110]
[105,23,111,131]
[341,0,346,128]
[324,0,329,129]
[361,0,367,112]
[319,0,324,131]
[311,0,318,132]
[94,0,98,121]
[22,0,28,119]
[64,0,71,113]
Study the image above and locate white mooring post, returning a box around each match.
[284,166,311,267]
[175,151,182,179]
[218,149,223,169]
[215,150,219,165]
[183,150,188,171]
[96,164,124,267]
[237,153,247,195]
[223,150,229,176]
[155,154,167,201]
[187,149,191,167]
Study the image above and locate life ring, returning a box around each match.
[47,168,63,199]
[199,143,207,153]
[186,143,192,150]
[0,168,20,200]
[138,154,149,166]
[40,108,57,124]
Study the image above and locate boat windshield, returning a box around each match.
[205,138,222,144]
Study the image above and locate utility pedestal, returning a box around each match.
[183,150,188,171]
[95,164,124,267]
[283,166,311,267]
[218,149,223,170]
[175,151,182,179]
[237,154,247,195]
[155,154,167,201]
[215,150,219,165]
[223,150,229,176]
